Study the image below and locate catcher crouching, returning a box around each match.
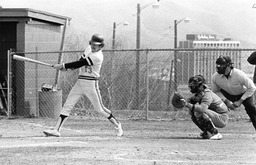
[172,75,229,140]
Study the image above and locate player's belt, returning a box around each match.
[78,75,99,80]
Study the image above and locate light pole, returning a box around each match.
[112,21,129,50]
[110,21,128,109]
[167,17,190,106]
[135,0,160,110]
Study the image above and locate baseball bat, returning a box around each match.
[13,55,54,67]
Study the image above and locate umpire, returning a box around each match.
[211,55,256,131]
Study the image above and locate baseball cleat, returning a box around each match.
[200,131,210,139]
[209,133,222,140]
[115,123,123,137]
[43,129,61,137]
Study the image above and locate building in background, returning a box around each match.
[0,8,70,117]
[178,34,241,84]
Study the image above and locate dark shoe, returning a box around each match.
[200,131,210,139]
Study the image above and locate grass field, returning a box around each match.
[0,116,255,165]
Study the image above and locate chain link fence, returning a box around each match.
[6,48,256,120]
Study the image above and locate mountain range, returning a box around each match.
[2,0,256,49]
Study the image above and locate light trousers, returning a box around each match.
[60,79,111,117]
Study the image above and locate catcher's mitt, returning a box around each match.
[171,92,186,108]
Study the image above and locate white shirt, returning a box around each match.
[211,68,256,100]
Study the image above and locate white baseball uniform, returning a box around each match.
[60,46,111,117]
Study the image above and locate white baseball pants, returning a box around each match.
[60,79,111,117]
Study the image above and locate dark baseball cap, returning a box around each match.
[89,34,104,45]
[247,52,256,65]
[216,56,233,65]
[189,75,206,84]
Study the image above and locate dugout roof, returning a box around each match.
[0,8,71,25]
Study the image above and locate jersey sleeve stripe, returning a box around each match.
[87,57,93,65]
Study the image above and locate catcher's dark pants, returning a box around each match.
[220,89,256,130]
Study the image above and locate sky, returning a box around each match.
[1,0,256,49]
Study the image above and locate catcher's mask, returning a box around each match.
[188,75,205,93]
[89,34,105,47]
[216,56,233,74]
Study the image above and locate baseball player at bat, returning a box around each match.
[173,75,229,140]
[43,34,123,137]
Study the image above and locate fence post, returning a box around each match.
[55,18,68,86]
[109,50,115,109]
[135,50,140,110]
[7,49,13,118]
[146,49,149,120]
[167,59,174,107]
[35,47,39,117]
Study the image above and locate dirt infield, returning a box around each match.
[0,116,255,165]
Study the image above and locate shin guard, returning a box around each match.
[197,114,218,134]
[191,105,206,132]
